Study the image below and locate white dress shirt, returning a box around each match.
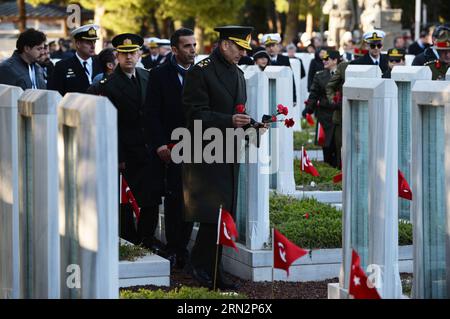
[76,52,93,84]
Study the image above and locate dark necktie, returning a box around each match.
[83,61,90,76]
[374,60,379,65]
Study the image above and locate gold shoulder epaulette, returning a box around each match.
[197,58,211,68]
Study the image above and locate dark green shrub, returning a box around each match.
[294,159,342,191]
[120,287,246,299]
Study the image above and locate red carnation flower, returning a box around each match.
[167,143,176,150]
[284,118,295,128]
[271,115,277,122]
[236,104,246,113]
[333,91,342,104]
[436,60,441,69]
[304,213,310,219]
[277,104,289,116]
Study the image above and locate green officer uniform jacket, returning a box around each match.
[305,69,335,148]
[182,48,247,224]
[424,59,449,80]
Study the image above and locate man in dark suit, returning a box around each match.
[0,28,46,90]
[408,30,430,56]
[142,37,163,69]
[48,24,102,95]
[351,30,389,77]
[182,25,255,290]
[146,28,196,270]
[96,33,164,253]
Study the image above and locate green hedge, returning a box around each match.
[294,159,342,191]
[270,194,413,249]
[120,287,246,299]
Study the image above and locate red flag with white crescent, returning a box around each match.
[349,249,381,299]
[318,122,326,146]
[398,169,412,200]
[301,147,319,177]
[273,229,308,276]
[217,207,239,252]
[121,175,141,222]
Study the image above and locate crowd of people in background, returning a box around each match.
[0,22,448,289]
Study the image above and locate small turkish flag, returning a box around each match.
[398,169,412,200]
[349,249,381,299]
[301,147,319,177]
[305,113,315,126]
[333,171,342,183]
[273,229,308,276]
[121,175,141,222]
[317,122,326,146]
[217,207,239,252]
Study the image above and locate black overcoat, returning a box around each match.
[182,48,247,223]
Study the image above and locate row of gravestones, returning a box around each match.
[0,86,118,299]
[328,65,450,299]
[226,63,450,298]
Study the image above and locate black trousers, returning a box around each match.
[164,163,193,255]
[137,204,160,244]
[190,223,222,276]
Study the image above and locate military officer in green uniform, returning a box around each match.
[303,50,341,168]
[326,41,368,168]
[424,28,450,80]
[95,33,165,253]
[182,25,254,289]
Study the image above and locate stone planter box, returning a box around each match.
[222,243,412,282]
[119,240,170,288]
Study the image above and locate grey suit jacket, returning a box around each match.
[0,51,46,90]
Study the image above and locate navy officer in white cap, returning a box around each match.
[351,30,389,76]
[49,24,102,95]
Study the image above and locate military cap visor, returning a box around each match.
[215,26,254,50]
[363,31,385,43]
[112,33,144,53]
[72,25,100,41]
[387,48,406,59]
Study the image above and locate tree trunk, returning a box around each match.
[17,0,26,33]
[284,0,300,45]
[150,8,161,37]
[94,5,105,53]
[306,12,313,36]
[194,17,204,54]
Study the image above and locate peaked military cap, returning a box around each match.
[146,37,160,48]
[387,48,406,60]
[261,33,281,46]
[71,24,100,41]
[363,30,386,43]
[157,39,171,47]
[112,33,143,53]
[214,25,253,50]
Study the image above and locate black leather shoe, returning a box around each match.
[192,267,213,288]
[141,237,167,256]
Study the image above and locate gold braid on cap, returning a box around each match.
[228,34,252,50]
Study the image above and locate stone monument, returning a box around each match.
[358,0,403,48]
[323,0,355,49]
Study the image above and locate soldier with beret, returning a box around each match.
[424,27,450,80]
[182,25,255,289]
[48,24,102,95]
[94,33,165,253]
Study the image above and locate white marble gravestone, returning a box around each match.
[263,66,296,195]
[223,66,272,280]
[391,66,432,221]
[0,85,23,299]
[329,65,402,299]
[17,89,62,298]
[289,58,302,131]
[411,80,450,299]
[446,68,450,81]
[58,93,118,299]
